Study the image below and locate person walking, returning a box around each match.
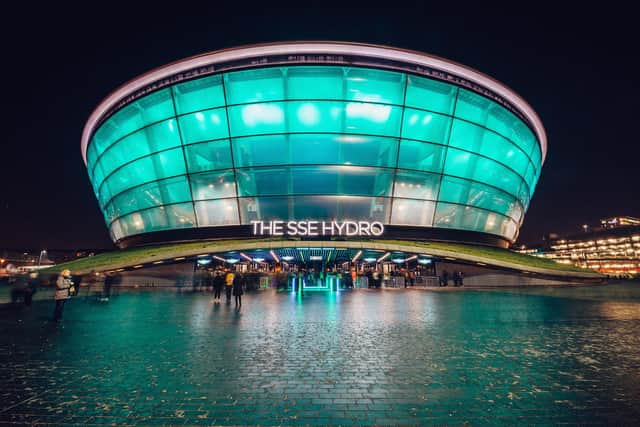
[102,272,114,301]
[25,272,40,306]
[53,269,73,322]
[213,270,224,301]
[233,273,244,307]
[441,270,449,287]
[224,269,235,304]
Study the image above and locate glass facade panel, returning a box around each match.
[286,66,344,99]
[87,64,543,243]
[232,134,288,168]
[237,166,393,197]
[225,68,285,104]
[344,68,405,104]
[189,170,237,200]
[393,171,440,200]
[434,202,518,240]
[454,89,492,127]
[344,102,402,136]
[438,176,524,223]
[238,196,390,223]
[184,139,233,173]
[232,134,398,168]
[405,75,457,115]
[401,109,451,144]
[227,102,286,136]
[178,108,229,144]
[194,199,240,226]
[338,135,398,168]
[397,140,446,174]
[390,199,436,226]
[92,88,175,156]
[287,101,343,133]
[114,202,196,238]
[172,74,225,114]
[443,147,524,198]
[101,148,186,204]
[95,119,181,183]
[105,176,191,222]
[448,119,530,179]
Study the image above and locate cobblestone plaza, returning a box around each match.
[1,285,639,425]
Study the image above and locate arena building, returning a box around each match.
[82,42,546,254]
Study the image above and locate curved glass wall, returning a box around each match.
[85,65,543,243]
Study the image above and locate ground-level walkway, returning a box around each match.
[1,285,639,425]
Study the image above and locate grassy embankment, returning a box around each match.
[43,238,595,276]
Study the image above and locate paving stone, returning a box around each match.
[1,285,640,425]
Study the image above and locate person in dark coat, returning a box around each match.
[441,270,449,287]
[25,272,40,306]
[233,273,244,307]
[213,271,224,301]
[102,273,114,301]
[10,273,34,306]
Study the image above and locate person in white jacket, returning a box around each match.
[53,269,72,322]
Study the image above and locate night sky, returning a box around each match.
[2,4,638,250]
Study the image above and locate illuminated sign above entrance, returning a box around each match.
[251,221,384,237]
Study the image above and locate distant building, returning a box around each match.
[516,218,640,276]
[600,216,640,229]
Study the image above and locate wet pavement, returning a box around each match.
[1,283,640,426]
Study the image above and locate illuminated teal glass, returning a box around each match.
[104,176,192,222]
[232,135,288,167]
[287,101,343,133]
[113,202,196,238]
[523,162,536,191]
[189,170,237,200]
[178,108,229,144]
[236,166,393,197]
[236,167,289,196]
[454,89,492,126]
[397,140,446,174]
[194,199,239,226]
[225,68,285,104]
[92,88,175,155]
[438,176,524,223]
[344,102,402,136]
[390,199,436,226]
[172,74,225,114]
[286,66,344,99]
[184,140,233,173]
[405,75,457,115]
[232,134,398,168]
[345,68,405,104]
[87,64,544,243]
[101,148,186,203]
[443,148,525,199]
[393,171,440,200]
[337,135,398,167]
[434,202,516,237]
[485,102,521,138]
[401,109,451,144]
[530,140,542,171]
[227,102,286,136]
[86,142,99,178]
[448,119,529,179]
[95,119,181,185]
[238,196,390,223]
